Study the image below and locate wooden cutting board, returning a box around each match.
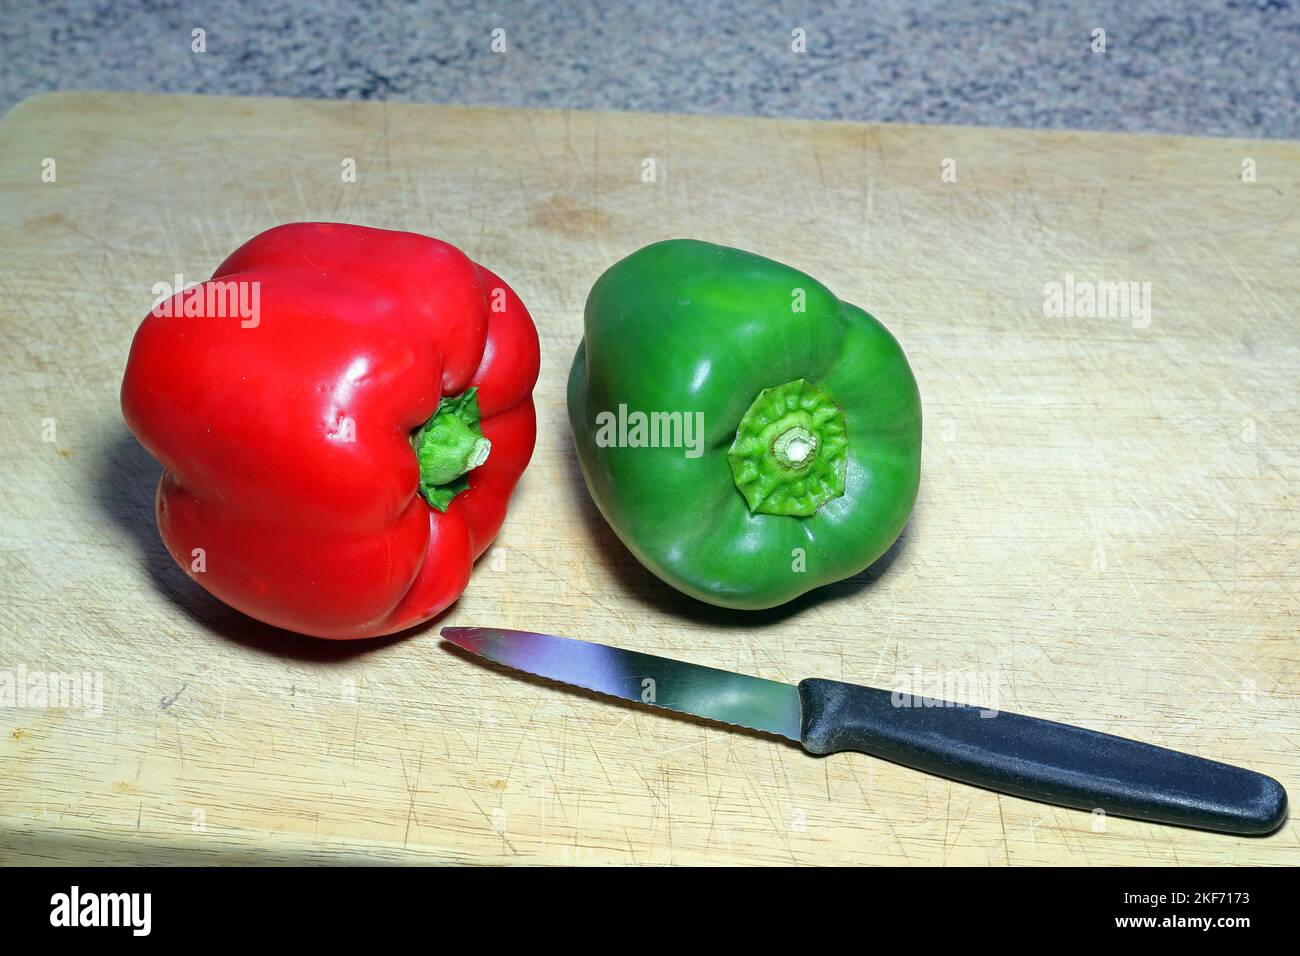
[0,92,1296,865]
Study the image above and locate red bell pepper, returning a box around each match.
[121,223,539,639]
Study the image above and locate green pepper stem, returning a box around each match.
[772,425,818,470]
[726,379,848,518]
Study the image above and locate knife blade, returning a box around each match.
[440,626,1287,835]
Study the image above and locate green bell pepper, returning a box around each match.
[568,239,922,609]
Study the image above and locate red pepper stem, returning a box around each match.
[412,387,491,512]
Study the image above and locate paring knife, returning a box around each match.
[441,626,1287,835]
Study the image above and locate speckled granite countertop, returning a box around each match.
[3,0,1298,137]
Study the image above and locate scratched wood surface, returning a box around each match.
[0,92,1296,865]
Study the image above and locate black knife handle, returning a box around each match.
[797,678,1287,835]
